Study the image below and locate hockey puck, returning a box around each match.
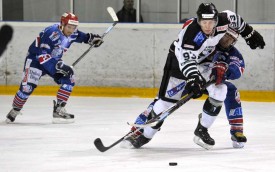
[169,162,177,166]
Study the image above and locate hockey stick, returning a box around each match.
[94,132,131,152]
[94,80,214,152]
[127,80,214,128]
[72,7,118,67]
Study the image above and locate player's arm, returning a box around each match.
[74,30,104,47]
[36,31,58,76]
[222,10,265,49]
[174,29,205,98]
[225,48,245,80]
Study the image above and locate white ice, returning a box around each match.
[1,95,275,172]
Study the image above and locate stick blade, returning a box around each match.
[107,7,119,22]
[94,138,108,152]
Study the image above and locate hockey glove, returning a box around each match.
[185,74,206,99]
[244,30,265,49]
[55,61,74,77]
[86,33,104,47]
[210,61,228,85]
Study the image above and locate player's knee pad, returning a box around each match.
[203,97,223,116]
[60,75,75,86]
[19,83,37,96]
[207,83,227,102]
[54,74,75,86]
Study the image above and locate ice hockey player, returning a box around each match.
[194,27,247,149]
[5,12,104,124]
[120,3,265,149]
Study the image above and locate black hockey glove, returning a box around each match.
[244,30,265,49]
[86,33,104,47]
[55,61,74,77]
[185,74,206,99]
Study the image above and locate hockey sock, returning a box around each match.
[57,84,72,104]
[229,117,244,135]
[12,90,29,111]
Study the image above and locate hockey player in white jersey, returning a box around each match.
[5,12,104,124]
[121,3,265,149]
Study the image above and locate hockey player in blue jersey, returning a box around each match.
[6,12,104,124]
[121,3,265,149]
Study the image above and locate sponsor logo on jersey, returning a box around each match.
[183,44,194,49]
[193,31,206,46]
[167,81,186,97]
[49,31,60,41]
[27,67,42,85]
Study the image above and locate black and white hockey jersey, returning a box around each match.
[172,10,253,78]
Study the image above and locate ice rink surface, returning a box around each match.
[1,95,275,172]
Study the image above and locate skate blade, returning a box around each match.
[193,136,213,150]
[52,118,74,124]
[5,118,13,123]
[120,139,134,149]
[232,141,245,148]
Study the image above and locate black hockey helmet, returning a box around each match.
[197,3,218,22]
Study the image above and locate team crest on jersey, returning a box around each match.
[193,31,206,46]
[49,31,60,41]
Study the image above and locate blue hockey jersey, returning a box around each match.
[27,24,89,76]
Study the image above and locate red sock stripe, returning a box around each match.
[57,95,68,102]
[57,88,71,103]
[13,95,27,109]
[59,89,71,96]
[231,125,243,131]
[229,118,243,125]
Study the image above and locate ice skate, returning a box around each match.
[52,100,74,124]
[231,132,247,148]
[120,126,151,149]
[6,109,21,123]
[193,114,215,150]
[121,134,151,149]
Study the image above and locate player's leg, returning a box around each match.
[193,83,227,150]
[52,73,75,124]
[121,51,187,148]
[6,58,42,123]
[224,82,246,148]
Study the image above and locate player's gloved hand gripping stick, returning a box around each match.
[71,7,118,67]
